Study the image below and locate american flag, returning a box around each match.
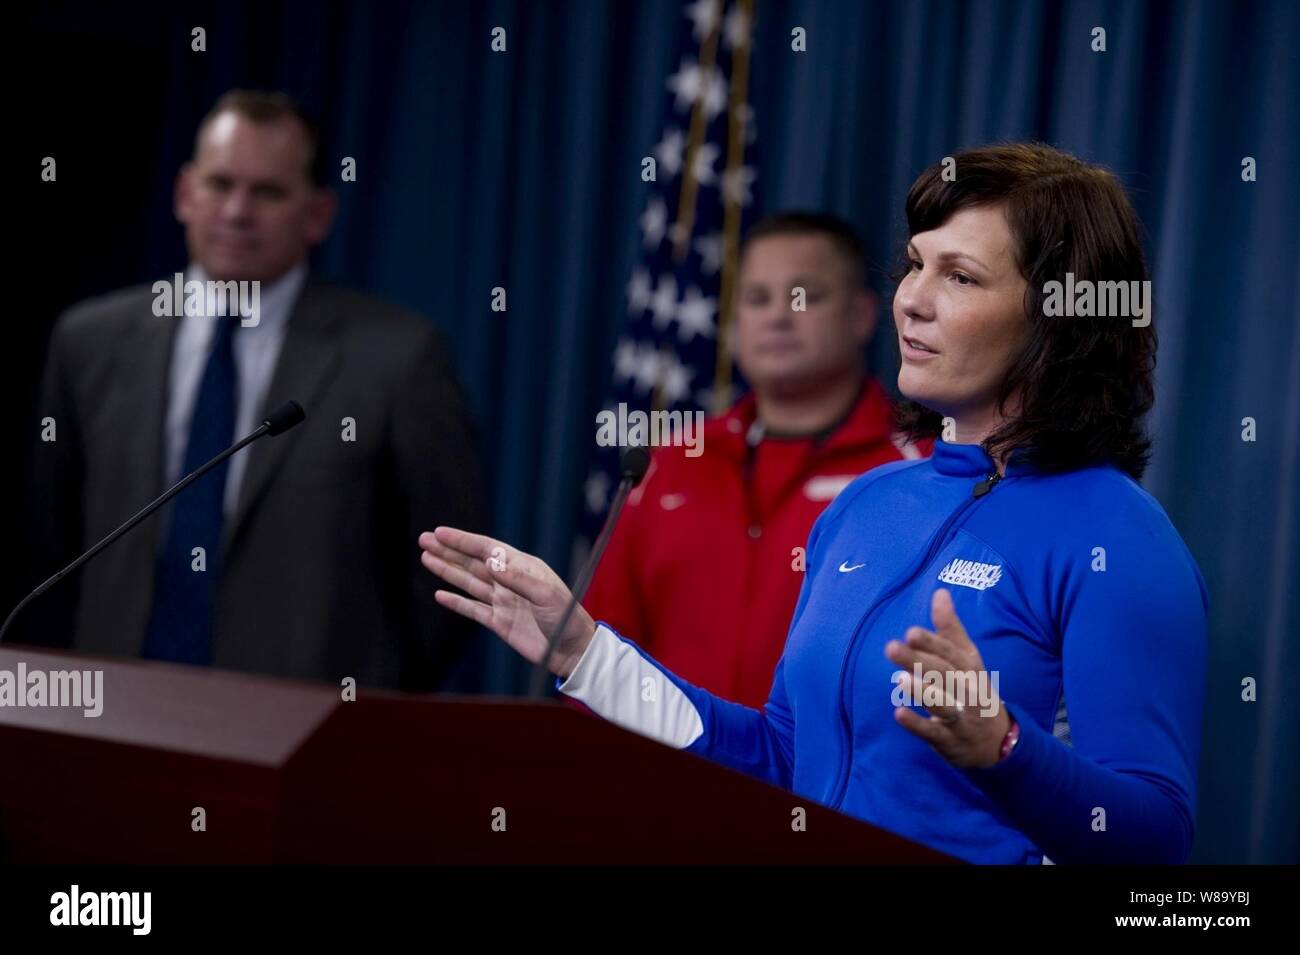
[579,0,760,538]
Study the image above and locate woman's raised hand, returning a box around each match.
[418,527,596,679]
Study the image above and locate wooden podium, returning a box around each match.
[0,645,957,863]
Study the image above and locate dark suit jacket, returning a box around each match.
[32,277,487,691]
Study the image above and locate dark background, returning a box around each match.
[8,0,1297,863]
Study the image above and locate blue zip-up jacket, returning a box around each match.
[559,439,1208,864]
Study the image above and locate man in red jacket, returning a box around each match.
[584,213,925,708]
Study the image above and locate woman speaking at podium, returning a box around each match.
[419,143,1207,865]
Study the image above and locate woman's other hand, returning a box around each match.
[886,588,1012,769]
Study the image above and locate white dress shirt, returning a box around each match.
[163,262,308,515]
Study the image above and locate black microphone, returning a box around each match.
[529,445,651,698]
[263,399,306,435]
[0,400,307,645]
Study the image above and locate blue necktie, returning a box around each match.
[142,314,239,665]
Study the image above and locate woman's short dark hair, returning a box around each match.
[895,142,1157,479]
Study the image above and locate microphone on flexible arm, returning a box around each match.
[0,400,307,645]
[528,445,652,699]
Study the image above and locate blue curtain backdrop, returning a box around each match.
[29,0,1298,864]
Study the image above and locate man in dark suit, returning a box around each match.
[31,90,486,691]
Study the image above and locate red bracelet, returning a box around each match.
[997,717,1021,762]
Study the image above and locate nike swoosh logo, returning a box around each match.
[838,561,865,573]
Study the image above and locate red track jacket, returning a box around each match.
[583,379,925,708]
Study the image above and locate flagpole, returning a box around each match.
[673,1,723,263]
[712,0,755,415]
